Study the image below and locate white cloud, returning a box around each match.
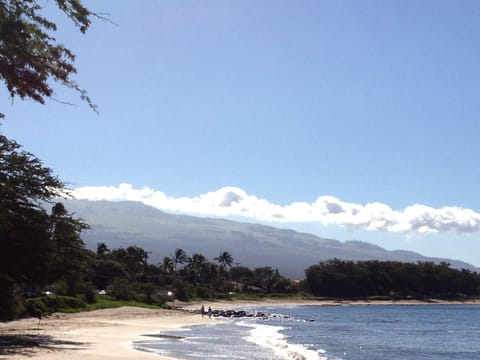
[72,183,480,234]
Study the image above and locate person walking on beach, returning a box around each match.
[201,305,205,317]
[208,306,212,319]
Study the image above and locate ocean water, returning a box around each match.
[133,304,480,360]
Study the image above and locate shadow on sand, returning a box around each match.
[0,333,88,358]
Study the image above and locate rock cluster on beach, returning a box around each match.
[211,309,269,318]
[185,307,270,319]
[186,307,296,320]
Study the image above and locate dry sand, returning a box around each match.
[1,299,478,359]
[0,306,212,360]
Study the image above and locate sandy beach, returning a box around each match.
[1,299,478,359]
[0,306,213,360]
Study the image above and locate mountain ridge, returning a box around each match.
[63,199,479,279]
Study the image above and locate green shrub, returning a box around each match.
[150,293,168,306]
[108,278,135,301]
[25,298,50,318]
[137,282,159,304]
[134,293,148,303]
[46,296,86,310]
[172,279,192,301]
[83,288,97,304]
[25,296,87,317]
[195,285,214,299]
[51,280,69,296]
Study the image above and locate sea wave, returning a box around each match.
[238,321,328,360]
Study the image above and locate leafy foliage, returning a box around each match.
[25,295,86,317]
[171,248,189,272]
[86,244,294,303]
[0,134,90,319]
[0,0,97,116]
[305,259,480,299]
[0,134,64,206]
[214,251,233,268]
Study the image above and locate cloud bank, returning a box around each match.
[72,183,480,234]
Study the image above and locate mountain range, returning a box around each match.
[63,199,479,279]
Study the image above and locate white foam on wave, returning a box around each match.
[237,321,328,360]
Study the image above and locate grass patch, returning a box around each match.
[84,295,161,311]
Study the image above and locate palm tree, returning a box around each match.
[171,248,189,272]
[186,253,209,283]
[214,251,233,268]
[162,256,174,273]
[96,242,111,258]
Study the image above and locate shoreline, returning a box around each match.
[0,306,213,360]
[1,299,479,359]
[180,297,480,311]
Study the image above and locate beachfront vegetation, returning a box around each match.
[14,241,480,320]
[91,245,296,302]
[0,0,98,321]
[0,134,92,320]
[305,258,480,299]
[90,246,480,304]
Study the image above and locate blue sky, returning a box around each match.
[2,0,480,266]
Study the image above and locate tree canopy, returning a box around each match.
[0,134,89,319]
[305,259,480,299]
[0,133,64,207]
[0,1,99,320]
[0,0,97,117]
